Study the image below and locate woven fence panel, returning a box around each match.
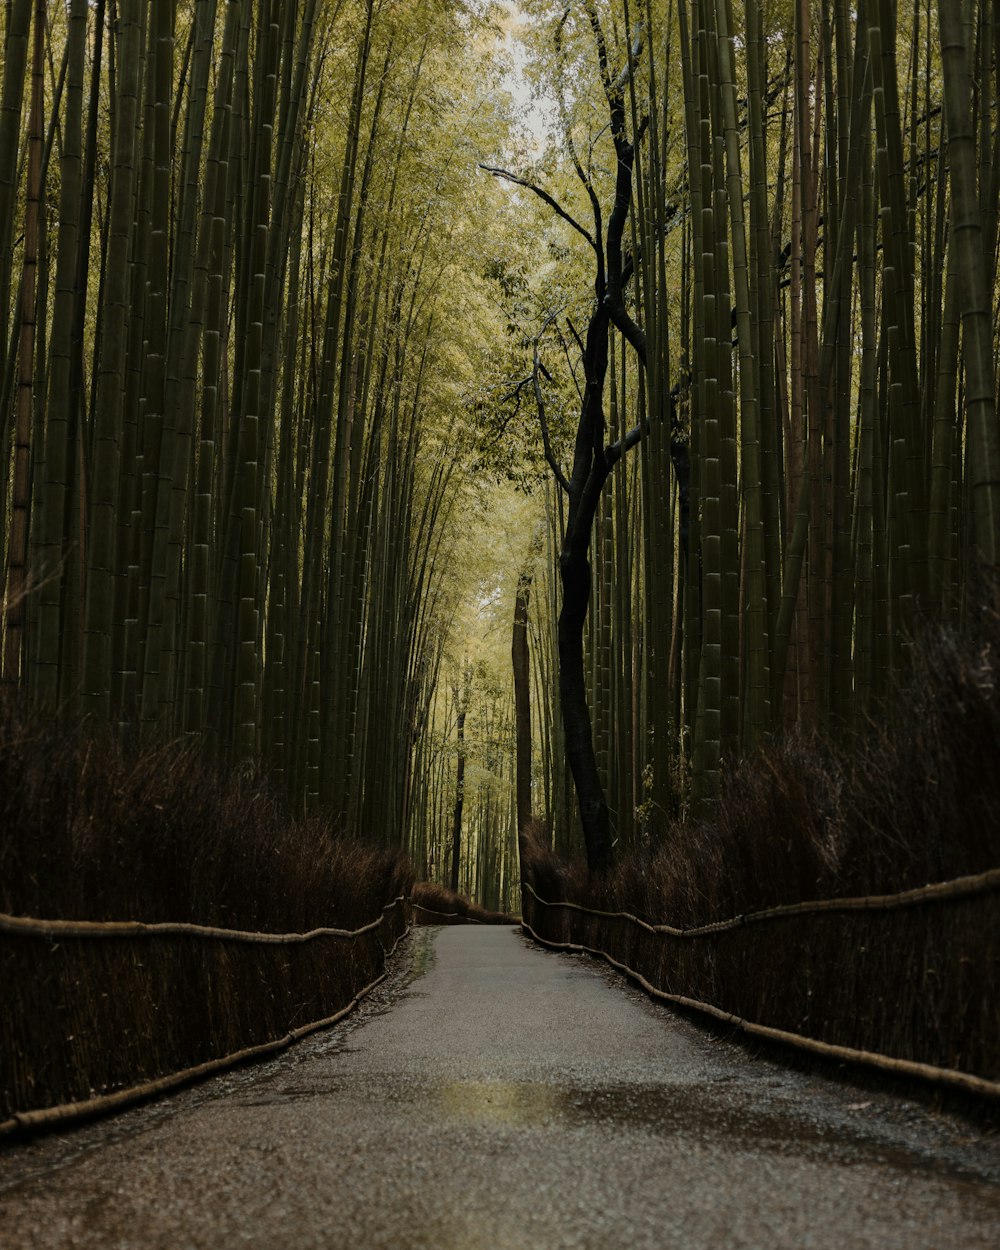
[522,881,1000,1081]
[1,899,409,1120]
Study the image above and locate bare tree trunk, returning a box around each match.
[512,569,532,835]
[450,704,467,894]
[559,306,616,872]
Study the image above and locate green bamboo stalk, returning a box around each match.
[0,0,32,352]
[34,0,88,709]
[938,0,1000,571]
[82,0,143,717]
[715,0,770,747]
[184,0,240,738]
[2,0,44,685]
[134,0,174,726]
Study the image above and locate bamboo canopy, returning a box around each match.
[0,0,997,894]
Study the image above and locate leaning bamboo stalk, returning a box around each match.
[714,0,770,747]
[293,5,371,763]
[34,0,88,708]
[0,0,32,353]
[114,5,153,728]
[853,127,878,715]
[323,36,392,814]
[184,0,241,738]
[82,0,143,717]
[938,0,1000,571]
[135,0,175,726]
[232,3,283,759]
[154,0,220,730]
[2,0,45,685]
[869,0,925,622]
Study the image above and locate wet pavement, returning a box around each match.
[1,925,998,1249]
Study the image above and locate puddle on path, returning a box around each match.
[4,927,998,1205]
[390,1074,1000,1187]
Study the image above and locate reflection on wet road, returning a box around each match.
[1,925,998,1249]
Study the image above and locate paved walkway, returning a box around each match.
[1,925,998,1249]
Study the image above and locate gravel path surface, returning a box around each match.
[1,924,998,1249]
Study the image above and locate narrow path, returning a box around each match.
[1,926,998,1249]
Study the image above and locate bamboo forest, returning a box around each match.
[3,0,998,881]
[3,3,1000,1230]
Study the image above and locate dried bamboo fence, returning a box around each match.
[0,898,411,1133]
[521,870,1000,1099]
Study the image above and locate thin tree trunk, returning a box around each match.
[512,568,533,836]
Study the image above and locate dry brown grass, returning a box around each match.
[521,615,1000,1084]
[0,699,413,1123]
[411,880,518,925]
[0,701,410,930]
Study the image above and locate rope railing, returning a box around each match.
[409,901,522,925]
[522,866,1000,937]
[522,870,1000,1105]
[1,896,413,1136]
[520,918,1000,1101]
[0,923,412,1137]
[0,895,408,945]
[410,902,480,922]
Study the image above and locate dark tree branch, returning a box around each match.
[486,408,519,445]
[598,11,648,364]
[533,340,571,494]
[585,0,613,93]
[486,374,533,444]
[500,374,533,406]
[608,297,646,362]
[557,6,604,268]
[556,324,584,401]
[479,163,598,253]
[605,421,643,467]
